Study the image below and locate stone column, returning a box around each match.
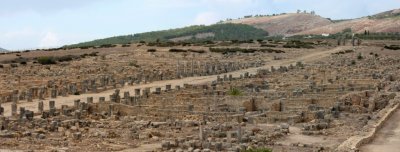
[123,92,130,104]
[75,110,81,119]
[51,89,57,99]
[199,124,204,141]
[237,126,242,143]
[0,104,3,116]
[74,100,80,109]
[11,103,17,117]
[108,104,114,116]
[19,107,25,119]
[49,101,56,116]
[92,84,97,93]
[38,101,44,113]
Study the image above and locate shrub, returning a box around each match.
[20,61,27,65]
[188,49,206,53]
[122,44,130,47]
[129,61,139,67]
[228,88,242,96]
[147,49,157,52]
[384,45,400,50]
[10,63,18,68]
[169,49,187,52]
[357,53,363,60]
[209,47,284,54]
[37,57,56,65]
[351,60,356,65]
[242,148,272,152]
[283,40,314,49]
[57,55,77,62]
[261,44,277,47]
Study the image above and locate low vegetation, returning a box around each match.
[242,148,272,152]
[169,49,206,53]
[384,45,400,50]
[283,40,314,49]
[332,49,354,55]
[228,87,243,96]
[37,57,57,65]
[209,47,285,54]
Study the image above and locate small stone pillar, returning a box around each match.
[166,84,172,91]
[155,87,161,94]
[38,101,44,113]
[199,124,204,141]
[87,97,93,104]
[108,104,114,116]
[51,89,57,99]
[99,97,105,103]
[75,110,81,119]
[49,101,56,116]
[11,103,17,117]
[19,107,25,119]
[134,89,141,96]
[188,104,194,112]
[0,105,3,116]
[49,101,55,109]
[74,100,80,109]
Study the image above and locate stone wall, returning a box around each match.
[336,93,400,151]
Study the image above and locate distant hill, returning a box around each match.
[65,8,400,48]
[226,9,400,36]
[65,23,268,48]
[0,47,8,52]
[226,13,332,36]
[295,17,400,35]
[369,9,400,19]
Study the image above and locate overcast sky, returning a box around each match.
[1,0,399,50]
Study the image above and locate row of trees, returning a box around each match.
[297,10,316,15]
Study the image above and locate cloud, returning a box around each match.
[39,32,60,48]
[0,0,104,16]
[193,12,221,25]
[201,0,258,4]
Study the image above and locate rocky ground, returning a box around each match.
[0,39,400,152]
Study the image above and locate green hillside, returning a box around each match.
[64,23,268,48]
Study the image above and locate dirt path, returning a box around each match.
[1,46,347,117]
[359,108,400,152]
